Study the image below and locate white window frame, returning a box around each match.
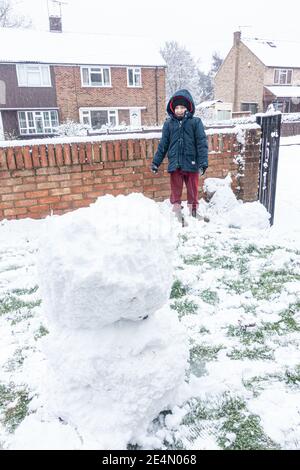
[16,64,52,87]
[17,110,59,135]
[80,66,111,87]
[274,69,293,85]
[0,111,4,140]
[127,67,142,87]
[79,108,119,128]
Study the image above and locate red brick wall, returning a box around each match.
[54,66,166,126]
[0,129,261,221]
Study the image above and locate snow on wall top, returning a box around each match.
[0,27,166,67]
[0,123,261,148]
[243,38,300,68]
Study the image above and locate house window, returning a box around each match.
[274,69,292,85]
[80,109,118,129]
[273,100,291,113]
[18,110,59,135]
[127,67,142,87]
[16,64,51,87]
[241,102,258,114]
[0,80,5,105]
[217,110,232,121]
[81,66,111,87]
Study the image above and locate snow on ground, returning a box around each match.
[273,139,300,236]
[0,139,299,450]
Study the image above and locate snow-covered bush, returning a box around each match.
[54,119,90,137]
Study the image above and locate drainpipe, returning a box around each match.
[72,66,79,122]
[233,31,241,112]
[155,67,159,125]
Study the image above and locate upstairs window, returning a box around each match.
[16,64,51,87]
[81,66,111,87]
[127,67,142,87]
[274,69,292,85]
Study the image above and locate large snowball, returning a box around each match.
[37,194,175,329]
[41,307,189,448]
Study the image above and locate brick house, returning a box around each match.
[0,27,166,140]
[214,31,300,114]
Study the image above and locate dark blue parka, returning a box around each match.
[153,89,208,173]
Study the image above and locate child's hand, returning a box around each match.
[151,163,159,174]
[199,167,207,176]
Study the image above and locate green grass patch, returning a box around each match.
[170,280,188,299]
[284,365,300,385]
[178,234,188,244]
[0,382,32,433]
[199,326,210,334]
[0,293,41,316]
[242,374,282,397]
[4,347,32,372]
[227,325,265,345]
[190,343,225,363]
[34,325,49,341]
[221,270,300,300]
[216,394,280,449]
[171,299,198,318]
[182,394,280,450]
[0,264,23,273]
[221,277,250,295]
[227,346,274,361]
[10,286,39,296]
[251,270,300,300]
[184,254,235,270]
[199,289,219,305]
[243,365,300,396]
[231,244,280,258]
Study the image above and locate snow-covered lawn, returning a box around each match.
[0,139,299,450]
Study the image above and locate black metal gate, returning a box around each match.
[256,113,282,225]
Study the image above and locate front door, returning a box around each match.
[129,108,141,127]
[0,112,4,140]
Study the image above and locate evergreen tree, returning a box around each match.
[198,70,213,102]
[210,51,223,77]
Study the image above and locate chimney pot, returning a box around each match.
[234,31,241,45]
[49,15,62,33]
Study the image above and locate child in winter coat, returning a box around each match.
[151,89,208,224]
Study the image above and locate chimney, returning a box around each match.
[49,15,62,33]
[234,31,241,46]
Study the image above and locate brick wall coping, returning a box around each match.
[0,123,261,149]
[0,132,163,148]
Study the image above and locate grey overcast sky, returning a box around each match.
[13,0,300,71]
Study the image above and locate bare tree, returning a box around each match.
[160,41,201,103]
[0,0,32,28]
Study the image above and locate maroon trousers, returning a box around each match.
[170,169,199,211]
